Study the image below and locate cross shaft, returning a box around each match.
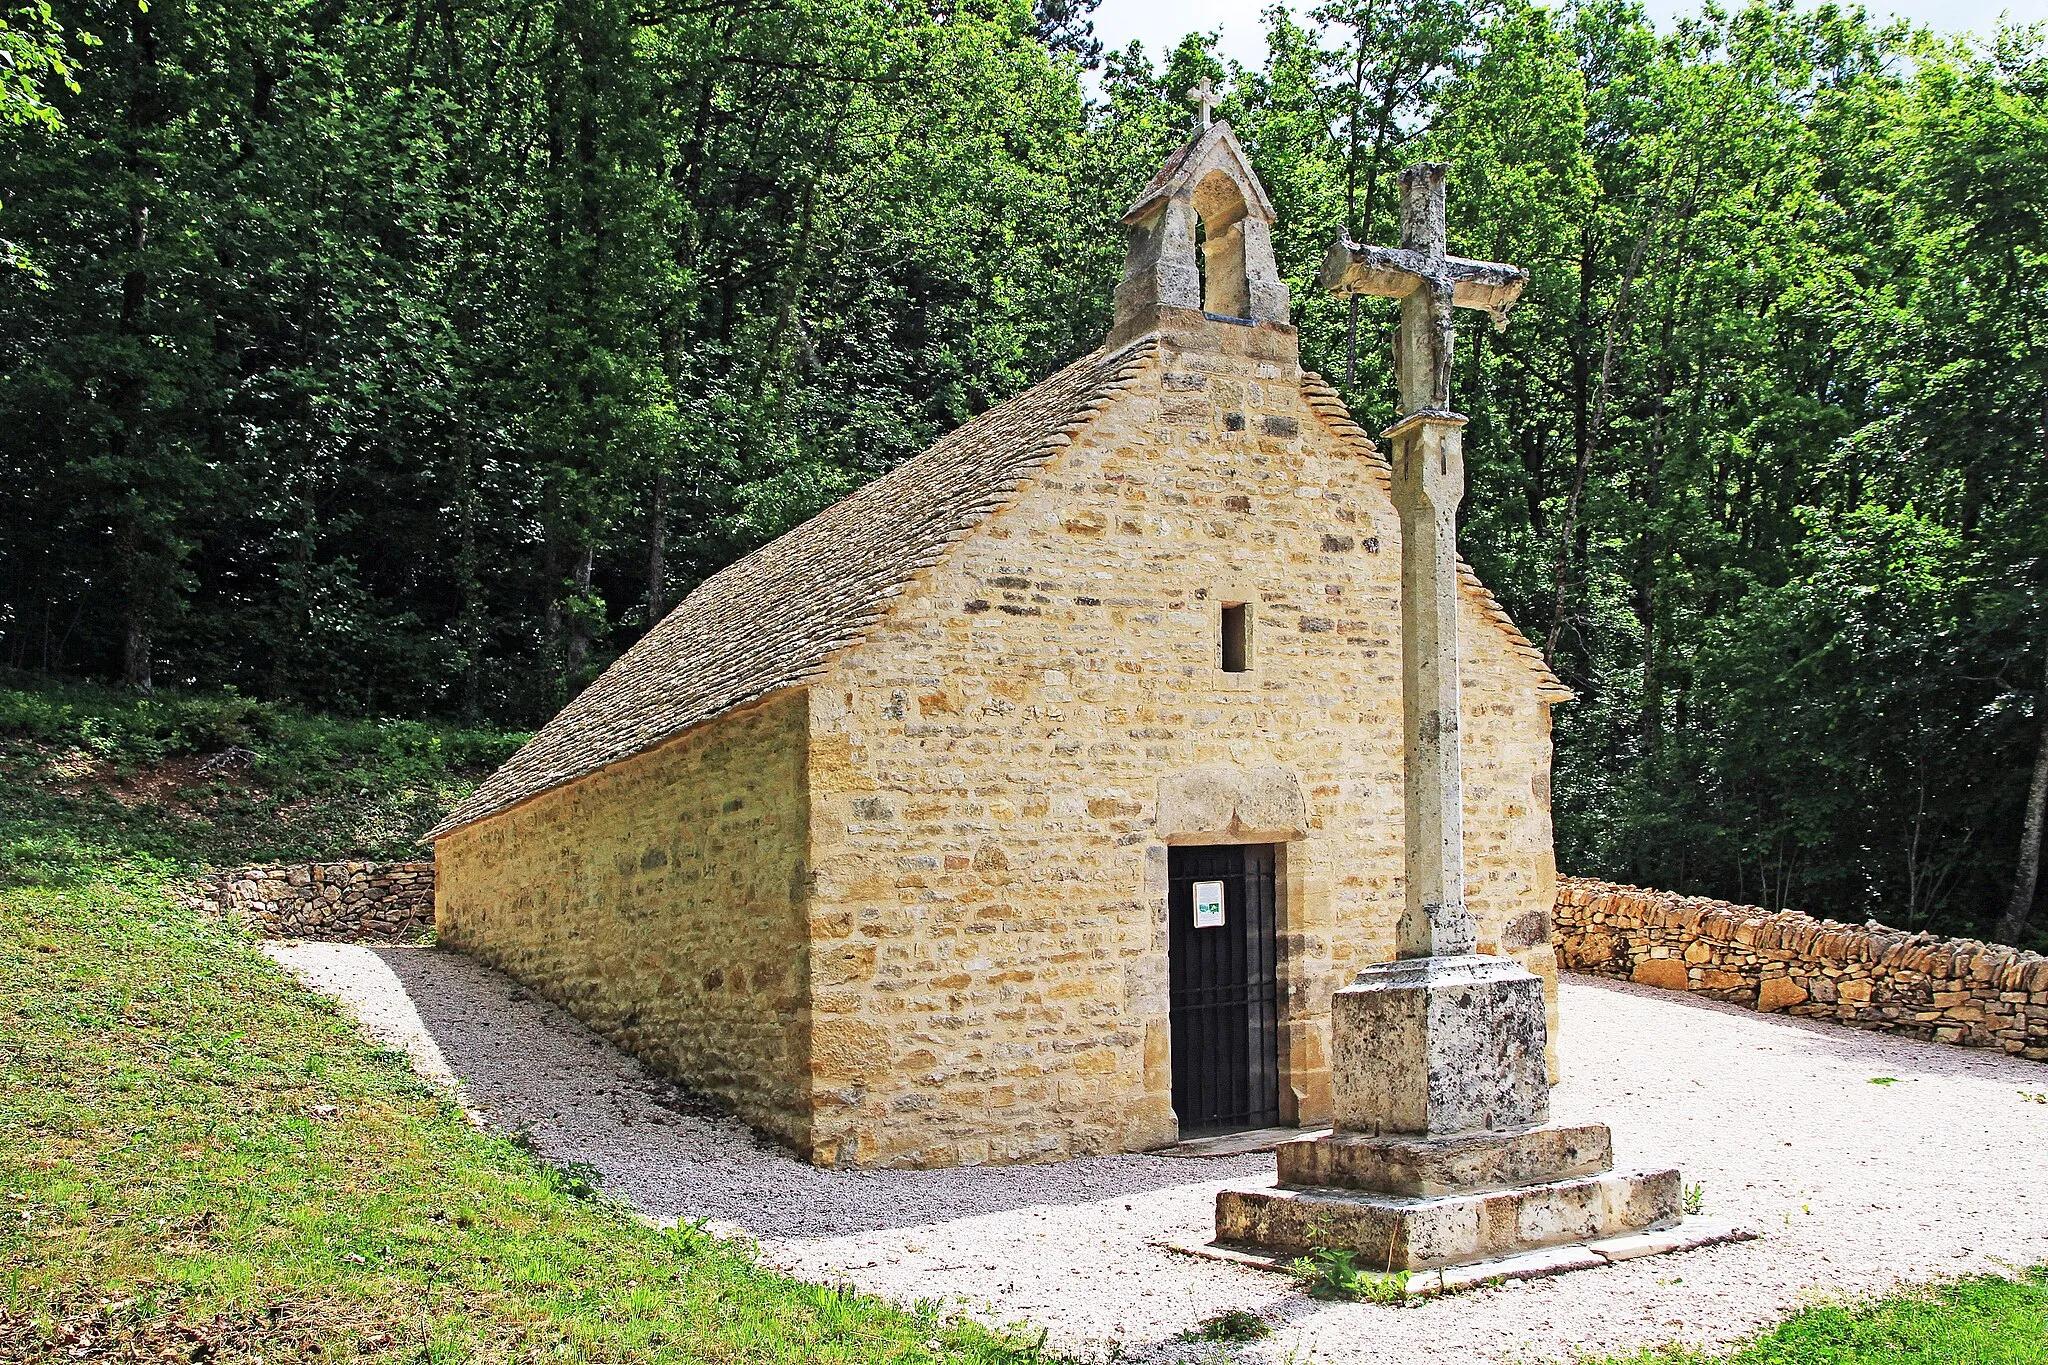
[1320,162,1529,960]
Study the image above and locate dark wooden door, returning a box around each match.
[1167,843,1280,1135]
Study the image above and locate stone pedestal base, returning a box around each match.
[1225,954,1685,1274]
[1215,1123,1681,1272]
[1332,955,1551,1136]
[1276,1121,1613,1195]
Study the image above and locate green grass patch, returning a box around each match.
[0,866,1060,1361]
[0,672,526,876]
[1594,1266,2048,1363]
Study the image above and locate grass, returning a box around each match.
[1591,1268,2048,1363]
[0,860,1065,1362]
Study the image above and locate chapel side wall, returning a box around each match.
[434,690,814,1152]
[803,341,1557,1169]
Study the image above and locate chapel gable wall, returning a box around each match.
[803,341,1557,1169]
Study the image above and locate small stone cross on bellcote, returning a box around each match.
[1185,77,1218,133]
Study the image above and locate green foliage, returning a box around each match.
[1592,1267,2048,1364]
[0,0,1110,719]
[0,2,70,132]
[0,673,525,873]
[0,858,1080,1362]
[1175,1307,1272,1342]
[1290,1246,1411,1303]
[2,0,2046,941]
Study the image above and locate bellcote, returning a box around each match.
[1106,119,1294,357]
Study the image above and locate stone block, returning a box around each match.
[1215,1166,1681,1271]
[1277,1122,1611,1196]
[1156,765,1307,841]
[1757,976,1807,1013]
[1632,958,1689,991]
[1331,955,1549,1137]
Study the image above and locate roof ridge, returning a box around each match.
[428,339,1161,840]
[1298,371,1573,701]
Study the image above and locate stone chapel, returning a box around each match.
[427,121,1571,1170]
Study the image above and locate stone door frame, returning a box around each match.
[1151,765,1315,1132]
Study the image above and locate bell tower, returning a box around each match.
[1106,89,1293,357]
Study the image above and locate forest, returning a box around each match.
[0,0,2043,945]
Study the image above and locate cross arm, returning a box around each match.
[1320,239,1529,331]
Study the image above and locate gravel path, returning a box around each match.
[264,941,2048,1363]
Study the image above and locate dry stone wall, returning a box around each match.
[195,860,435,940]
[1554,877,2048,1059]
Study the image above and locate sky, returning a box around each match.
[1091,0,2048,72]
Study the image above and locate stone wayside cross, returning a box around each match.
[1320,162,1528,961]
[1214,164,1689,1279]
[1185,76,1218,132]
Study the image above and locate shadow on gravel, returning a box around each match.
[352,944,1272,1239]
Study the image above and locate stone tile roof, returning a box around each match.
[1298,373,1573,700]
[431,343,1568,841]
[428,339,1162,839]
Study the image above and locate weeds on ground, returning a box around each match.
[0,673,525,873]
[1290,1247,1411,1304]
[1173,1308,1271,1343]
[1682,1181,1705,1216]
[1586,1265,2048,1363]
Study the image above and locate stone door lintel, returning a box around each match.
[1155,765,1309,845]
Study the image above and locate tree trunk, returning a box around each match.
[565,543,595,675]
[1545,208,1656,666]
[1998,681,2048,945]
[122,616,152,693]
[114,1,161,696]
[456,440,483,725]
[647,468,669,624]
[542,536,563,658]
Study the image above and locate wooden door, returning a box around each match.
[1167,843,1280,1135]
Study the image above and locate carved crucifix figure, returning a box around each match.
[1322,163,1528,960]
[1185,76,1218,132]
[1322,163,1528,414]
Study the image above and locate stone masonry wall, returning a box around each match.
[803,330,1563,1169]
[197,860,435,940]
[1555,877,2048,1059]
[433,690,815,1153]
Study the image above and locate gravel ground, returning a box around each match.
[264,941,2048,1364]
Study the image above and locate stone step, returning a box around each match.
[1275,1122,1614,1196]
[1215,1165,1682,1271]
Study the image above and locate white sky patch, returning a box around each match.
[1092,0,2048,75]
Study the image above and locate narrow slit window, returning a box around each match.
[1220,602,1249,673]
